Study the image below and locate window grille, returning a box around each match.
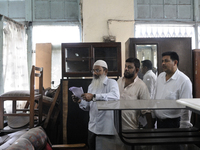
[135,24,195,48]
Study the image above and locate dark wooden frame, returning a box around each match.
[62,42,122,78]
[125,38,193,82]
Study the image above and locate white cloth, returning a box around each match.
[153,69,193,128]
[79,76,119,135]
[117,76,150,130]
[143,70,157,99]
[93,60,108,69]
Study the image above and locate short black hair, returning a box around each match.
[126,57,140,69]
[141,60,152,70]
[162,51,179,66]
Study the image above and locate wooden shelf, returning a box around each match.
[62,42,121,78]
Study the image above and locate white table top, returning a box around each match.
[96,99,186,110]
[176,98,200,112]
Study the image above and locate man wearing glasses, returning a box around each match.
[117,57,151,130]
[72,60,123,150]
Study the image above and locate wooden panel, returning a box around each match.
[36,43,52,89]
[67,79,90,144]
[62,80,68,144]
[61,79,90,144]
[193,49,200,98]
[125,38,193,82]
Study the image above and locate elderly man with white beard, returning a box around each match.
[72,60,122,150]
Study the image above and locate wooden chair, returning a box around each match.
[42,84,61,129]
[0,65,43,130]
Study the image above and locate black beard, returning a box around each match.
[124,72,135,78]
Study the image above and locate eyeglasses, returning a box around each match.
[91,69,102,73]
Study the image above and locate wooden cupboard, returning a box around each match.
[62,42,121,78]
[125,38,193,82]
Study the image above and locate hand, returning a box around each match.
[72,95,81,103]
[81,93,93,102]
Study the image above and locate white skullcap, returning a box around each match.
[93,60,108,69]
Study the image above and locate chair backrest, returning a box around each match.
[30,66,43,94]
[43,84,61,129]
[0,65,44,129]
[29,66,43,127]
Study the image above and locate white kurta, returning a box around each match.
[79,76,120,135]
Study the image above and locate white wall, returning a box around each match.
[82,0,135,75]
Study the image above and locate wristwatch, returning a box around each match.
[92,94,96,102]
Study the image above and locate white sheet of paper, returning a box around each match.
[138,115,147,127]
[69,86,84,99]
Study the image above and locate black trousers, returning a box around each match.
[157,117,180,128]
[88,130,96,150]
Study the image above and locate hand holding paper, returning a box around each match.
[69,86,84,99]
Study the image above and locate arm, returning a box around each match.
[79,84,96,102]
[143,74,151,94]
[95,79,120,101]
[179,79,193,128]
[139,83,152,128]
[72,95,90,111]
[81,79,119,101]
[139,83,150,100]
[143,74,156,99]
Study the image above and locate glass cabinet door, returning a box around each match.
[93,47,118,72]
[136,44,158,75]
[62,42,121,78]
[65,47,90,72]
[62,43,92,78]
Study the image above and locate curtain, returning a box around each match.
[2,17,28,112]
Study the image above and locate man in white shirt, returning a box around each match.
[117,58,150,130]
[141,60,157,99]
[153,51,193,128]
[72,60,121,150]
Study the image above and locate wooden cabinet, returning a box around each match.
[62,42,121,78]
[36,43,52,89]
[125,38,193,82]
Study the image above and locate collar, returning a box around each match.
[170,69,179,80]
[103,76,108,85]
[122,76,139,85]
[146,70,153,74]
[164,69,179,81]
